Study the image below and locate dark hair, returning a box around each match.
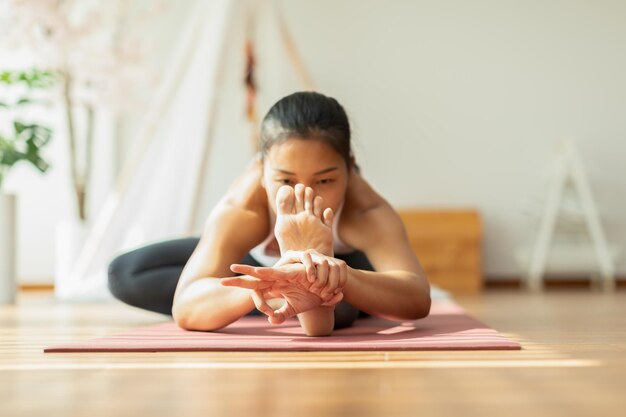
[259,91,358,171]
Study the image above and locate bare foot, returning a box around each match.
[274,184,334,256]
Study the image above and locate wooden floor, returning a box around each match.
[1,288,625,417]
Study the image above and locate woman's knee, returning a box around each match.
[107,237,200,304]
[107,251,136,303]
[115,237,200,275]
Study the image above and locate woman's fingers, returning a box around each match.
[229,264,256,275]
[320,291,343,307]
[303,251,316,283]
[229,251,347,317]
[272,300,296,322]
[321,262,340,300]
[250,290,275,317]
[311,259,329,293]
[230,264,286,281]
[221,276,273,290]
[268,314,286,325]
[276,249,331,286]
[337,260,348,293]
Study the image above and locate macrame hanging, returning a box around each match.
[244,36,259,152]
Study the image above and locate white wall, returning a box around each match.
[8,0,626,283]
[279,0,626,277]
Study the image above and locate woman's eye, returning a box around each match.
[318,179,334,184]
[275,179,292,185]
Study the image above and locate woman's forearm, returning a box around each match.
[343,267,431,321]
[172,277,256,331]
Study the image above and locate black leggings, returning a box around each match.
[107,237,374,330]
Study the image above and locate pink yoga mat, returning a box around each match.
[44,300,521,352]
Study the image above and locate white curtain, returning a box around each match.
[56,0,309,301]
[56,0,233,301]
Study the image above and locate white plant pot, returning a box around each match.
[0,192,17,305]
[54,218,89,299]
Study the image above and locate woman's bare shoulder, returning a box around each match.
[343,169,387,216]
[341,172,422,274]
[219,155,267,212]
[202,155,269,242]
[337,170,393,248]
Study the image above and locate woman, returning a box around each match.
[108,91,431,336]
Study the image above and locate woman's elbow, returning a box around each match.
[416,274,432,318]
[416,293,432,319]
[172,303,227,332]
[174,316,228,332]
[172,301,195,329]
[408,290,431,320]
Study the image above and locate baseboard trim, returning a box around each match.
[484,277,626,289]
[19,284,54,292]
[18,278,626,293]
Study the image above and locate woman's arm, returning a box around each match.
[342,202,431,321]
[173,277,256,331]
[172,201,269,331]
[343,268,430,321]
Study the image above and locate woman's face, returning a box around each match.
[262,138,350,216]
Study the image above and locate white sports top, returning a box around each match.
[249,199,356,267]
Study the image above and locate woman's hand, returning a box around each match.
[221,262,343,324]
[276,249,349,301]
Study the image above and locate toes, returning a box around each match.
[276,185,295,214]
[323,207,334,227]
[304,187,314,213]
[294,183,305,212]
[313,195,324,218]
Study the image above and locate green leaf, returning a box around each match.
[0,71,13,84]
[33,156,50,173]
[16,98,33,106]
[0,68,58,88]
[13,121,27,135]
[0,72,55,176]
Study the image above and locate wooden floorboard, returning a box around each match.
[1,289,625,417]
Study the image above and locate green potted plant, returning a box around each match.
[0,68,55,304]
[2,0,166,300]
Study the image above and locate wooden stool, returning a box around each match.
[397,209,483,293]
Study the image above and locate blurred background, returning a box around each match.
[1,0,624,301]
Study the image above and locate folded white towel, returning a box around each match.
[430,284,451,300]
